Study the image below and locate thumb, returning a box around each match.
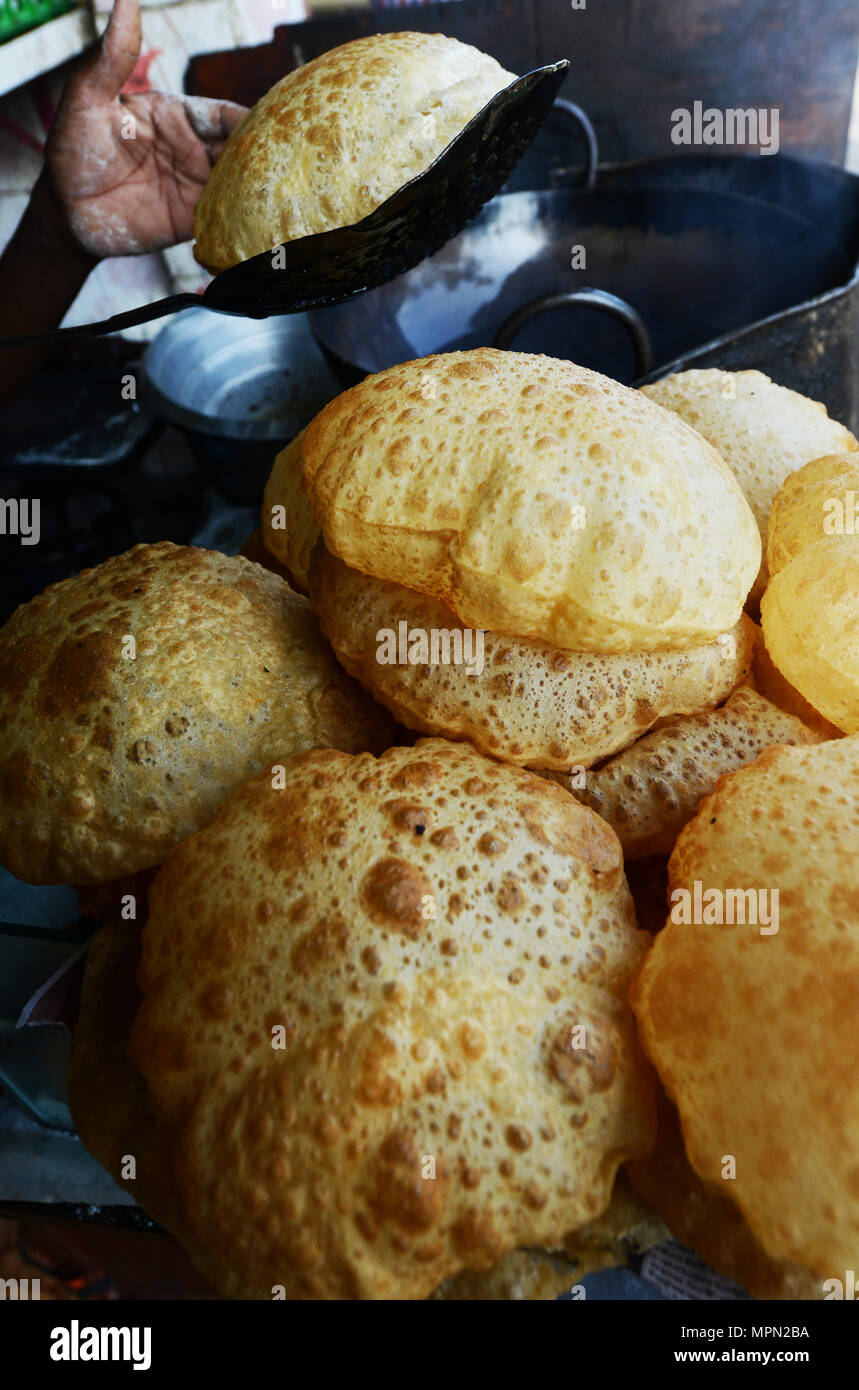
[69,0,142,106]
[182,96,248,147]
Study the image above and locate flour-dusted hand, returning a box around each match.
[45,0,247,258]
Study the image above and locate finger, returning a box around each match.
[182,96,248,147]
[69,0,142,107]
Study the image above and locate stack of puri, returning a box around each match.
[628,445,859,1298]
[629,733,859,1298]
[268,350,765,772]
[250,347,858,1298]
[9,18,859,1288]
[9,337,855,1299]
[264,351,840,876]
[62,348,718,1299]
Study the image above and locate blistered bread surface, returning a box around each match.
[632,737,859,1281]
[310,546,754,769]
[0,542,393,884]
[302,350,760,652]
[565,687,819,858]
[193,33,515,271]
[129,738,656,1299]
[642,369,857,606]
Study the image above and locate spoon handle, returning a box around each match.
[0,293,202,348]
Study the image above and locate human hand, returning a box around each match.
[44,0,247,259]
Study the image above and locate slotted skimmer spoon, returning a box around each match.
[0,60,569,348]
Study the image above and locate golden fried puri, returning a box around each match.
[641,369,857,606]
[261,430,318,593]
[70,910,660,1301]
[751,624,842,741]
[766,452,859,579]
[74,739,657,1299]
[760,453,859,732]
[301,351,760,653]
[761,534,859,733]
[310,545,754,770]
[631,737,859,1283]
[0,543,393,885]
[626,1094,822,1300]
[556,686,820,858]
[192,34,515,272]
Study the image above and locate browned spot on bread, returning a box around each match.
[369,1131,444,1235]
[1,748,42,805]
[548,1017,617,1102]
[361,857,431,937]
[429,827,459,850]
[290,917,350,974]
[383,799,431,833]
[38,630,118,719]
[389,761,440,791]
[198,982,234,1021]
[0,633,44,706]
[458,1022,488,1060]
[477,831,507,856]
[505,1124,533,1152]
[356,1029,401,1107]
[497,874,526,914]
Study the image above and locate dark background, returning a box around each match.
[189,0,859,164]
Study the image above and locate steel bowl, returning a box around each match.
[141,308,344,501]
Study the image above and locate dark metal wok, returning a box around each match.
[310,115,859,430]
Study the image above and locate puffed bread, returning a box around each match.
[302,350,761,653]
[193,34,515,272]
[0,543,393,885]
[120,739,656,1299]
[69,912,660,1301]
[641,369,857,607]
[631,737,859,1281]
[310,545,754,770]
[553,687,820,858]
